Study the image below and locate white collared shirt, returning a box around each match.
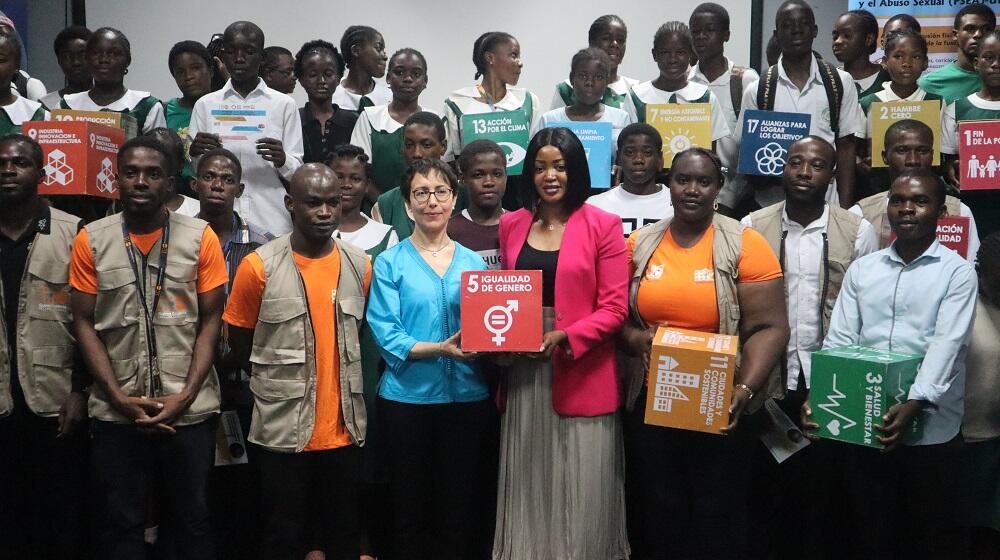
[350,104,437,160]
[442,85,542,161]
[737,54,864,144]
[689,58,759,208]
[0,93,47,125]
[859,83,939,139]
[188,79,304,235]
[62,89,166,134]
[623,80,732,141]
[742,205,878,390]
[331,78,392,112]
[548,76,639,110]
[825,240,978,446]
[940,93,1000,154]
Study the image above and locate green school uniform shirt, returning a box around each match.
[918,62,982,105]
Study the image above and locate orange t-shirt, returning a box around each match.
[70,226,229,295]
[223,246,373,451]
[627,226,782,333]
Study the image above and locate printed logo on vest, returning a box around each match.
[693,268,714,283]
[646,264,664,280]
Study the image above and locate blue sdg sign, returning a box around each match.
[738,110,811,177]
[547,121,614,189]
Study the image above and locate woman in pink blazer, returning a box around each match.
[492,127,630,560]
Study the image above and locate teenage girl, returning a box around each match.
[550,15,638,109]
[332,25,390,112]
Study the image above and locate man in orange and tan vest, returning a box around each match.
[70,135,228,559]
[225,163,372,559]
[0,133,88,559]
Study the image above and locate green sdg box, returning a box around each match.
[808,346,924,448]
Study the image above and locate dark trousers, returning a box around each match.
[379,397,494,560]
[803,436,964,560]
[210,406,261,560]
[90,418,217,560]
[0,406,89,560]
[257,444,362,560]
[624,392,751,560]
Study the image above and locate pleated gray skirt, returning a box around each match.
[492,308,631,560]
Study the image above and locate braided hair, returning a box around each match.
[668,147,725,187]
[653,21,694,54]
[326,144,373,185]
[588,15,626,44]
[340,26,381,68]
[844,9,879,55]
[472,31,515,80]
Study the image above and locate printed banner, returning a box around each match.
[646,103,712,168]
[959,120,1000,190]
[462,111,531,174]
[871,100,942,167]
[460,270,543,352]
[547,121,613,189]
[866,0,1000,70]
[737,110,811,176]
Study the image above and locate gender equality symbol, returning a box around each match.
[484,300,519,346]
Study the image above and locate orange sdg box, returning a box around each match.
[23,121,125,199]
[644,326,738,435]
[460,270,543,352]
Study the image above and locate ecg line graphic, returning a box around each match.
[818,373,857,432]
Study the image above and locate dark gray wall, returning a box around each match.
[25,0,71,92]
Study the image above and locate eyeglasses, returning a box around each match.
[411,187,454,204]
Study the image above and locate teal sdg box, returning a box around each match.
[808,346,924,448]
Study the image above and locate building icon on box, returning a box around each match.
[96,157,115,193]
[43,149,74,187]
[651,355,700,413]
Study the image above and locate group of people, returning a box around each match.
[1,1,999,560]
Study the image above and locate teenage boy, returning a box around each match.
[39,25,92,111]
[738,0,863,209]
[372,111,466,239]
[0,134,87,560]
[918,4,996,105]
[70,136,228,559]
[225,163,372,559]
[588,123,672,237]
[856,118,980,262]
[192,146,272,559]
[260,46,296,96]
[448,139,507,269]
[688,2,759,212]
[803,168,977,559]
[189,21,304,236]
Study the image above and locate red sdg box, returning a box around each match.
[460,270,543,352]
[889,215,971,259]
[23,121,125,199]
[959,120,1000,191]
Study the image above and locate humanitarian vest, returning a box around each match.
[556,81,628,109]
[620,214,784,413]
[857,191,961,247]
[247,236,369,453]
[749,202,860,339]
[0,207,79,418]
[86,212,221,425]
[756,57,844,137]
[629,88,711,124]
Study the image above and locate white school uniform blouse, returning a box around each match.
[623,80,732,142]
[331,78,392,112]
[441,85,542,162]
[62,89,166,134]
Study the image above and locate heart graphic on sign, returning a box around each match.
[827,419,841,436]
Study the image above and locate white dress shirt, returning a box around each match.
[188,79,303,235]
[824,240,978,446]
[689,58,759,208]
[742,205,878,389]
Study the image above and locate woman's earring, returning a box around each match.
[713,198,719,211]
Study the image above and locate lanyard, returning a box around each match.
[121,214,170,397]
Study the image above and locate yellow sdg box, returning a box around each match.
[870,100,941,167]
[646,103,712,168]
[50,109,139,139]
[644,326,738,435]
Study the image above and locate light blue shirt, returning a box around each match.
[824,240,978,445]
[367,239,489,404]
